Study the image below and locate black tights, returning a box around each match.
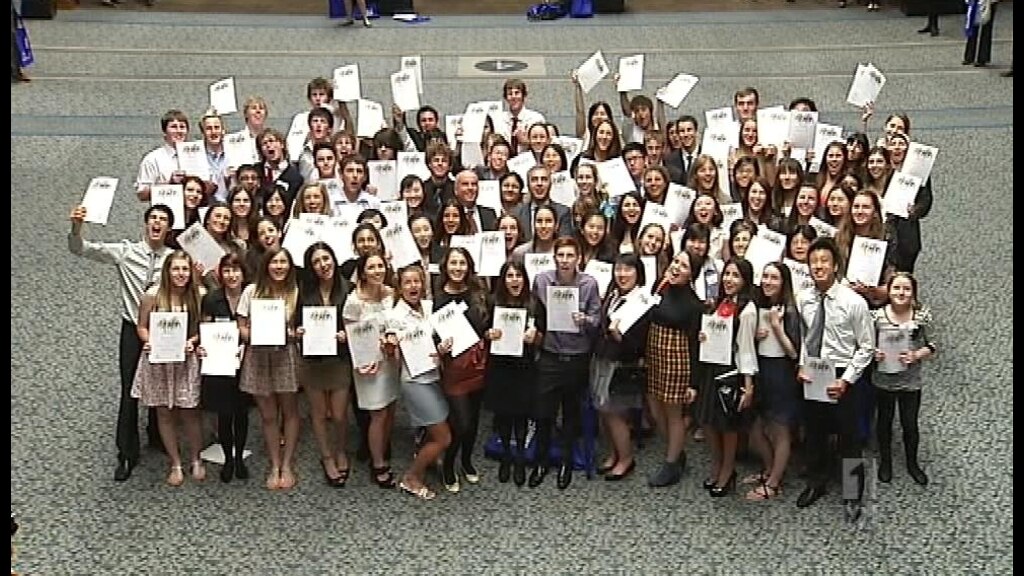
[876,389,922,464]
[217,409,250,461]
[443,391,483,472]
[494,414,528,460]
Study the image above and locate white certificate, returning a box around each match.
[784,258,815,301]
[664,184,696,225]
[656,72,699,108]
[756,108,790,148]
[700,123,738,163]
[596,157,636,197]
[552,136,584,166]
[148,311,188,364]
[787,110,818,150]
[461,142,485,169]
[379,200,409,228]
[846,236,888,287]
[381,221,421,269]
[450,234,483,268]
[546,286,580,333]
[177,222,226,272]
[250,299,286,346]
[639,202,672,235]
[810,123,844,173]
[882,171,922,219]
[507,152,537,183]
[846,63,886,108]
[400,55,423,95]
[808,216,837,238]
[281,217,322,266]
[323,214,356,263]
[549,170,578,208]
[357,99,386,139]
[640,255,658,291]
[616,54,645,92]
[460,103,488,144]
[699,314,734,366]
[346,317,383,367]
[445,114,463,144]
[491,307,527,357]
[430,301,480,357]
[902,142,939,182]
[399,321,436,377]
[286,114,309,163]
[584,260,613,299]
[756,308,786,358]
[803,357,838,404]
[302,306,338,357]
[81,177,118,225]
[478,231,505,278]
[199,322,239,376]
[150,184,185,230]
[609,290,660,335]
[524,252,555,288]
[745,228,786,285]
[209,77,237,115]
[223,130,258,169]
[720,203,744,234]
[368,160,399,201]
[704,106,734,131]
[332,64,362,102]
[390,69,421,113]
[476,180,502,213]
[175,140,210,180]
[576,50,609,94]
[877,327,910,374]
[397,151,430,181]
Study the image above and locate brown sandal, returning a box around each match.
[745,482,782,501]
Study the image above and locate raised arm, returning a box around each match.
[571,72,587,138]
[67,205,126,265]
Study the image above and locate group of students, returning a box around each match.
[67,71,937,507]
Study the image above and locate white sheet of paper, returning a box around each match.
[700,122,739,162]
[524,252,555,288]
[249,299,287,346]
[478,231,505,277]
[148,311,188,364]
[381,220,421,269]
[656,73,699,108]
[450,234,483,269]
[882,171,922,219]
[390,69,421,113]
[488,109,512,143]
[787,111,818,150]
[576,51,609,94]
[756,308,786,357]
[323,214,356,263]
[810,123,844,173]
[783,258,815,301]
[491,307,527,357]
[430,301,480,357]
[302,306,338,357]
[584,260,613,299]
[616,54,645,92]
[81,177,118,225]
[281,217,323,266]
[332,64,362,102]
[175,140,210,180]
[549,170,578,207]
[902,142,938,182]
[209,77,238,115]
[199,322,239,376]
[808,216,837,238]
[610,290,660,334]
[640,255,658,290]
[596,157,636,197]
[223,130,259,169]
[546,285,580,333]
[445,114,463,144]
[346,317,383,367]
[399,320,436,377]
[357,99,386,139]
[670,229,684,255]
[846,236,888,287]
[507,152,537,184]
[177,222,226,272]
[396,151,430,181]
[379,200,408,228]
[286,114,309,163]
[552,136,584,166]
[461,103,488,144]
[699,314,734,366]
[639,202,672,235]
[400,55,423,95]
[199,443,251,466]
[664,184,696,225]
[704,107,735,131]
[461,142,485,168]
[756,109,791,148]
[803,357,838,403]
[367,160,399,201]
[720,203,744,234]
[476,180,502,213]
[846,63,886,107]
[150,184,186,231]
[745,228,787,285]
[877,327,910,374]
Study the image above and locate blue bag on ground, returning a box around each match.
[570,0,594,18]
[527,1,568,21]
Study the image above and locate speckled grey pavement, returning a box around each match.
[10,6,1013,575]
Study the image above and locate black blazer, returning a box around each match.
[259,161,304,213]
[475,205,499,232]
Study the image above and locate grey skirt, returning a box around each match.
[402,379,449,427]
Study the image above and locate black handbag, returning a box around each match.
[609,364,647,396]
[715,375,743,419]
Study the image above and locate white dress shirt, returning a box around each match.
[136,144,178,192]
[68,235,172,325]
[507,107,546,153]
[798,281,876,384]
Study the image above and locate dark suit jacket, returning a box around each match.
[512,200,574,241]
[472,205,499,232]
[259,161,304,213]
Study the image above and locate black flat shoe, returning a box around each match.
[797,485,827,508]
[556,464,573,490]
[917,26,932,34]
[877,459,892,483]
[220,459,235,483]
[702,477,717,491]
[604,460,636,481]
[907,464,929,486]
[114,458,135,482]
[596,458,618,475]
[528,466,549,488]
[234,457,250,480]
[498,460,512,484]
[513,460,527,487]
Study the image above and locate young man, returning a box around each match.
[256,128,304,211]
[453,170,497,232]
[136,110,190,201]
[393,105,441,152]
[733,87,760,122]
[423,142,456,207]
[67,203,175,482]
[796,237,875,509]
[336,154,381,209]
[618,93,665,145]
[530,237,601,490]
[665,115,701,180]
[512,166,574,241]
[503,79,546,154]
[200,109,229,202]
[298,107,337,182]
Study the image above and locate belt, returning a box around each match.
[542,350,588,363]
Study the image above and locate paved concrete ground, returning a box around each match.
[10,6,1013,575]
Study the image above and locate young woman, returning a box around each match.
[573,162,613,219]
[688,155,725,204]
[782,185,819,233]
[296,243,354,487]
[132,251,204,487]
[499,172,525,216]
[498,213,525,259]
[696,258,758,497]
[511,205,558,262]
[167,176,207,249]
[683,194,726,261]
[645,251,704,487]
[571,71,615,146]
[236,247,302,490]
[746,262,801,501]
[821,186,853,228]
[199,253,252,484]
[483,261,539,487]
[591,254,650,481]
[385,264,453,500]
[742,177,775,229]
[835,190,895,307]
[885,132,933,273]
[342,251,401,488]
[259,185,290,233]
[771,158,805,217]
[726,219,757,261]
[863,146,892,197]
[576,119,623,168]
[786,224,817,263]
[576,212,615,270]
[730,154,760,205]
[434,199,471,251]
[610,192,644,255]
[227,188,257,248]
[815,141,848,204]
[204,202,237,254]
[401,175,437,222]
[435,247,491,493]
[409,215,441,299]
[873,272,935,486]
[681,222,722,305]
[245,217,281,280]
[339,223,387,282]
[642,166,671,206]
[637,223,671,282]
[845,132,871,183]
[540,143,568,174]
[291,183,332,219]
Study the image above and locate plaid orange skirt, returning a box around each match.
[645,324,692,405]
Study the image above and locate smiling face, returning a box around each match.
[445,250,469,284]
[504,266,525,297]
[542,147,563,172]
[334,134,355,158]
[310,248,335,282]
[760,264,783,299]
[456,172,479,206]
[741,120,758,147]
[183,180,204,209]
[354,228,379,256]
[888,275,915,308]
[677,120,697,150]
[693,195,715,223]
[808,246,837,289]
[613,260,639,293]
[410,217,433,250]
[884,116,907,137]
[489,144,509,171]
[256,220,280,249]
[735,162,756,188]
[639,225,665,256]
[665,252,693,285]
[594,121,614,151]
[528,125,550,153]
[534,208,556,242]
[747,182,767,212]
[582,215,606,247]
[886,137,908,165]
[778,167,799,191]
[685,235,708,259]
[505,87,525,114]
[202,117,224,147]
[402,180,424,208]
[441,206,462,235]
[245,101,267,127]
[528,168,551,202]
[867,151,888,179]
[826,190,850,218]
[362,254,386,287]
[264,191,285,216]
[315,149,337,178]
[302,188,326,214]
[237,169,260,193]
[825,144,845,175]
[850,193,876,227]
[697,162,717,190]
[575,165,597,195]
[730,230,751,258]
[164,119,189,145]
[230,191,252,219]
[220,263,243,291]
[721,262,745,296]
[796,186,817,216]
[789,232,811,262]
[206,206,232,236]
[501,176,523,205]
[268,250,291,283]
[643,170,667,199]
[620,196,642,224]
[168,256,192,289]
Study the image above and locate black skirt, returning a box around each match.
[201,375,253,413]
[483,354,536,417]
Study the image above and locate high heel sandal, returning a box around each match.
[372,465,396,489]
[166,465,185,487]
[745,479,782,501]
[321,459,345,488]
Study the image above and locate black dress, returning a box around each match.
[200,289,252,413]
[483,303,537,417]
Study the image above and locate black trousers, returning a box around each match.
[876,388,922,463]
[533,352,589,467]
[964,4,996,65]
[117,320,158,463]
[802,371,866,488]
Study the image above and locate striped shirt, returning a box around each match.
[68,234,172,325]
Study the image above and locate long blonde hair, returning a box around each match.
[154,250,203,336]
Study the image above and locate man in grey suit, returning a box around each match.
[512,166,574,241]
[455,170,498,232]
